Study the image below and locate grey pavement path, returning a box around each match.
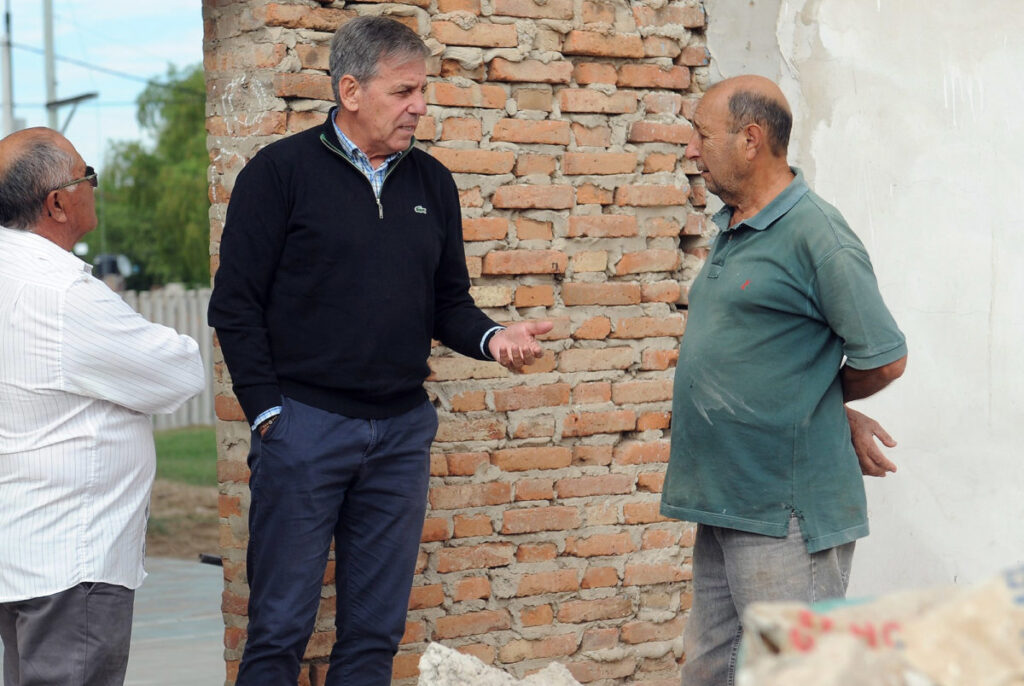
[0,557,225,684]
[125,556,225,685]
[0,556,226,683]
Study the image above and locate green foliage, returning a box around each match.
[153,425,217,486]
[95,65,209,288]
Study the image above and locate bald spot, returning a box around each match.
[708,75,791,118]
[0,127,67,177]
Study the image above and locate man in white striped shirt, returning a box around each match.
[0,128,205,686]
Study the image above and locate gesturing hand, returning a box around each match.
[488,321,553,371]
[846,406,898,477]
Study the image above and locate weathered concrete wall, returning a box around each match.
[204,0,709,683]
[704,0,1024,593]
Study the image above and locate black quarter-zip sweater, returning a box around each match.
[208,114,499,423]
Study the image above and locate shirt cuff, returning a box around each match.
[480,325,506,360]
[251,406,282,432]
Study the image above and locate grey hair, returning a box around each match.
[329,16,429,102]
[727,90,792,157]
[0,139,76,230]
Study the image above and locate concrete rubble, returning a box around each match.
[417,643,582,686]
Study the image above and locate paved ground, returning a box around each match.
[0,557,225,685]
[125,557,225,685]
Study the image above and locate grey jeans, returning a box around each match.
[0,582,134,686]
[680,516,854,686]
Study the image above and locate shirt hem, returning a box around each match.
[658,502,790,538]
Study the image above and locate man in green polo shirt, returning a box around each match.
[660,75,907,686]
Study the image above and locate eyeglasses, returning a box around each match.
[55,165,98,191]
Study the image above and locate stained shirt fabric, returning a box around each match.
[660,170,907,553]
[0,227,205,602]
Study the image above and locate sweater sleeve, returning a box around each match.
[207,152,290,425]
[431,170,501,360]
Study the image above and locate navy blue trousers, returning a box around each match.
[236,397,437,686]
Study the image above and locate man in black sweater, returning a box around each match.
[208,16,551,685]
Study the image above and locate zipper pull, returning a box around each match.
[377,198,383,219]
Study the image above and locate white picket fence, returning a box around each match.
[121,287,215,429]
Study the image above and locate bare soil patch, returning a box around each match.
[146,479,220,560]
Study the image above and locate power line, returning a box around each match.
[9,41,203,98]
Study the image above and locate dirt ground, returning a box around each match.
[146,479,220,560]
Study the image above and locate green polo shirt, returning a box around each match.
[660,169,907,553]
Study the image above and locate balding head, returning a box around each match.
[706,75,793,158]
[0,127,80,230]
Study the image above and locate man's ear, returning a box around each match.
[337,74,361,113]
[742,122,765,161]
[44,190,68,224]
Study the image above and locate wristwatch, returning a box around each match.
[257,415,278,436]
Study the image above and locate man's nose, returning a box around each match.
[410,91,427,116]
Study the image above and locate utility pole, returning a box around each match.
[43,0,56,129]
[1,0,14,136]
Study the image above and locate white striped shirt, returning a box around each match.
[0,227,205,602]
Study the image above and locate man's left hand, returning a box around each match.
[846,406,898,477]
[489,321,553,371]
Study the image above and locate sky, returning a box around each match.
[1,0,204,171]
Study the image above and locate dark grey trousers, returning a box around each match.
[0,582,134,686]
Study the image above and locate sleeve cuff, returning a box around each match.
[480,325,506,360]
[251,406,282,432]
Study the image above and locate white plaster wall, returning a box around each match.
[704,0,1024,593]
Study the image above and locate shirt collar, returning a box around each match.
[712,167,809,233]
[0,226,90,273]
[329,107,402,169]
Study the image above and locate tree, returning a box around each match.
[95,64,208,289]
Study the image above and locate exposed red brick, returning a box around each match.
[573,62,617,85]
[430,147,515,174]
[492,446,572,471]
[557,596,633,622]
[582,566,619,589]
[559,89,638,114]
[429,482,512,510]
[493,0,574,18]
[427,82,506,109]
[629,121,693,144]
[483,250,568,275]
[498,632,580,663]
[442,117,483,141]
[620,615,687,643]
[520,604,554,626]
[615,184,689,207]
[462,217,509,241]
[558,347,635,373]
[453,513,494,538]
[492,384,570,412]
[563,152,637,175]
[556,474,634,498]
[613,440,670,465]
[492,185,574,209]
[563,409,637,436]
[408,584,444,610]
[433,609,512,639]
[431,21,518,47]
[563,30,644,58]
[489,58,573,83]
[632,4,705,28]
[436,543,516,573]
[492,119,571,144]
[612,316,686,338]
[562,283,642,306]
[617,64,690,90]
[515,569,580,596]
[454,576,492,601]
[501,505,581,534]
[515,285,554,307]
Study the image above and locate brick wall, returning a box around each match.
[205,0,710,683]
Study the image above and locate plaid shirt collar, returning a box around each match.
[330,108,401,192]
